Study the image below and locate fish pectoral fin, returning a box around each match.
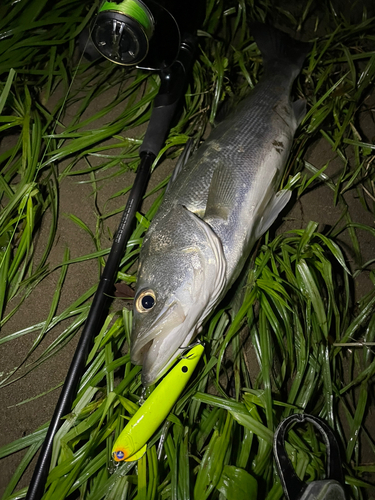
[254,189,292,241]
[204,160,237,221]
[292,99,307,127]
[125,444,147,462]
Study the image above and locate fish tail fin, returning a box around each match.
[250,23,310,77]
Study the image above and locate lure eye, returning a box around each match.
[136,289,156,313]
[113,450,125,462]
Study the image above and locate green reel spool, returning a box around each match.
[91,0,155,65]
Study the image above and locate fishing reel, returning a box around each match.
[84,0,204,70]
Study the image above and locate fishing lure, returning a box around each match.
[112,343,204,462]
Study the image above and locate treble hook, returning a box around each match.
[179,340,205,359]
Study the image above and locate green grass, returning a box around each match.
[1,0,375,499]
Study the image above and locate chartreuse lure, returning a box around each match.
[112,343,204,462]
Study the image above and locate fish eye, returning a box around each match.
[136,289,156,313]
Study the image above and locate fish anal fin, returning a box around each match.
[254,189,292,241]
[125,444,147,462]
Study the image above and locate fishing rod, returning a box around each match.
[25,9,198,500]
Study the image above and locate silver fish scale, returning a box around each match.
[146,72,297,284]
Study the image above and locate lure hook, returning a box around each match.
[179,340,205,359]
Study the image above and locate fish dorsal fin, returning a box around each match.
[292,99,307,127]
[214,97,235,124]
[166,139,195,193]
[182,206,227,313]
[204,160,237,221]
[254,189,292,241]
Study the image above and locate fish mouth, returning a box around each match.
[131,300,197,386]
[141,329,196,386]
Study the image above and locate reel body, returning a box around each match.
[90,0,203,69]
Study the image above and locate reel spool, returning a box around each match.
[91,0,181,69]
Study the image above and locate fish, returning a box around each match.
[130,23,310,386]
